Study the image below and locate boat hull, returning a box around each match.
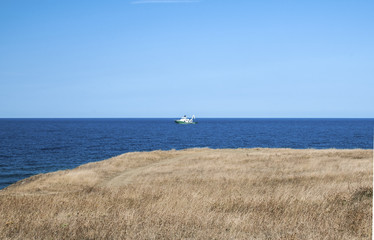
[175,120,197,124]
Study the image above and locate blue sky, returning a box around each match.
[0,0,373,117]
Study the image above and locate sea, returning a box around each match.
[0,118,373,189]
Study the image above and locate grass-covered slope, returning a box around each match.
[0,148,372,239]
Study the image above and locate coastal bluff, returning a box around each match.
[1,148,372,239]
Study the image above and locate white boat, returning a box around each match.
[175,115,197,124]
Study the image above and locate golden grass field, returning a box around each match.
[0,148,372,239]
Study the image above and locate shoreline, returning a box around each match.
[2,147,372,191]
[1,147,373,192]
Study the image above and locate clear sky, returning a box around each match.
[0,0,373,118]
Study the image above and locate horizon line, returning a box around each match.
[0,117,373,119]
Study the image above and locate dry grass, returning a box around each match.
[0,148,372,239]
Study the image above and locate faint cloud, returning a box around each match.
[131,0,200,4]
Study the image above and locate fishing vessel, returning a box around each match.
[175,115,197,124]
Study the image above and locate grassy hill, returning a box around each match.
[0,148,372,239]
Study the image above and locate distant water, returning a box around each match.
[0,118,373,189]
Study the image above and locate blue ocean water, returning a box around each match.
[0,118,373,189]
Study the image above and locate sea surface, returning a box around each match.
[0,118,373,189]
